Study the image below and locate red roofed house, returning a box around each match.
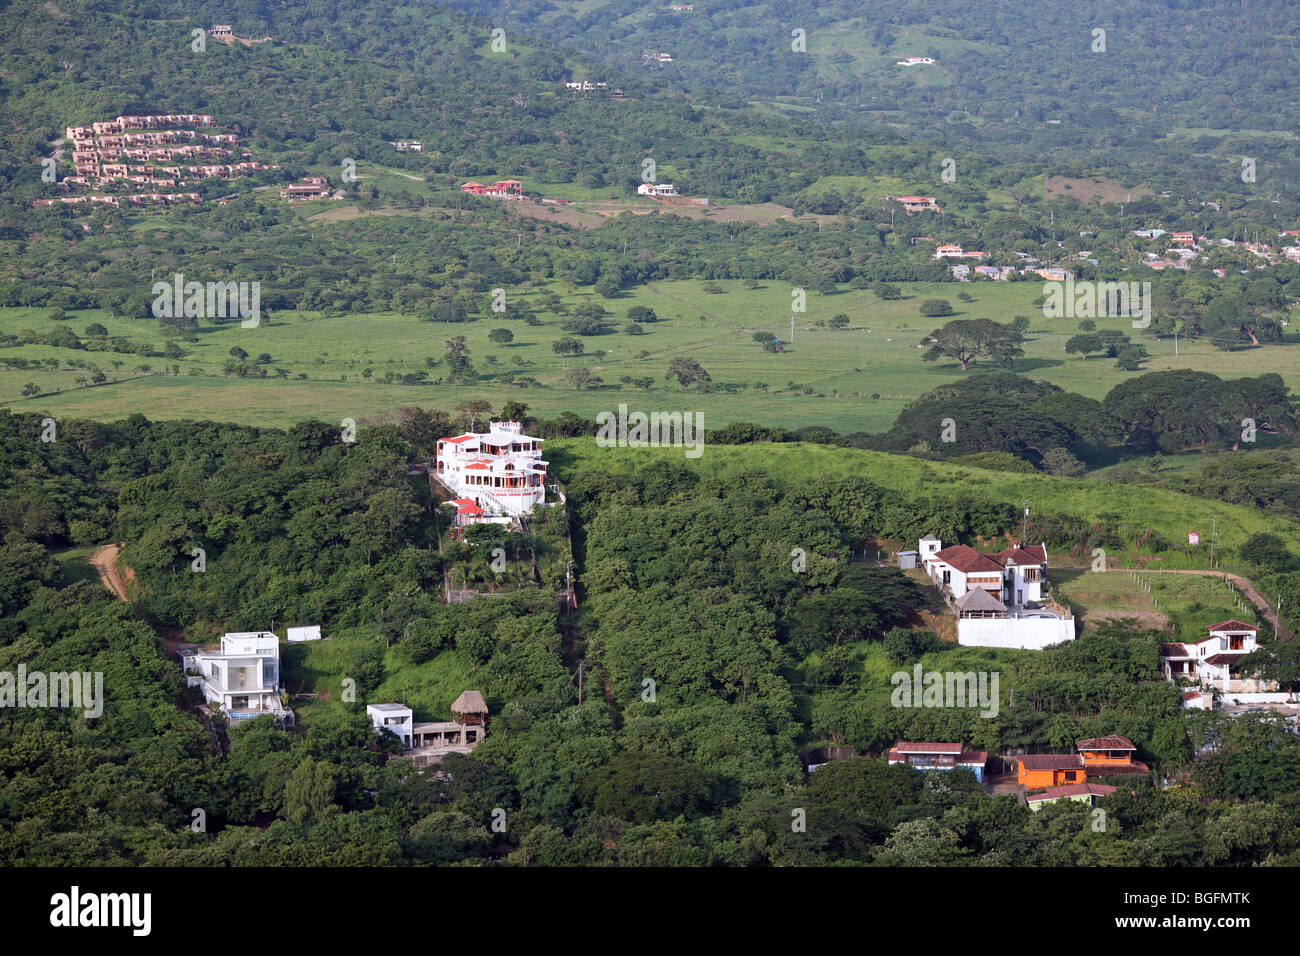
[918,534,1074,649]
[892,195,940,213]
[1018,735,1149,788]
[435,421,547,518]
[887,742,987,782]
[1017,754,1085,789]
[1158,621,1280,701]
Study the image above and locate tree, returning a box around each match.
[628,306,658,323]
[443,335,477,383]
[921,318,1024,370]
[488,328,514,345]
[666,357,712,390]
[1078,319,1097,332]
[1041,447,1085,476]
[1008,315,1031,334]
[229,346,248,360]
[918,299,954,317]
[552,337,583,355]
[874,283,902,300]
[568,367,601,389]
[284,757,339,825]
[1065,333,1103,358]
[561,315,605,335]
[829,314,849,330]
[1114,345,1147,371]
[20,383,40,396]
[1238,533,1291,571]
[623,323,645,335]
[595,274,621,298]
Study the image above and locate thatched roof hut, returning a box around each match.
[451,690,489,724]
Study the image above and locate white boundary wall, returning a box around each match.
[958,617,1076,649]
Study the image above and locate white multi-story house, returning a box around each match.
[920,537,1048,607]
[181,632,287,721]
[367,704,413,747]
[918,535,1074,649]
[435,421,547,517]
[1159,621,1284,707]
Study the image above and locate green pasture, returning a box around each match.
[3,279,1297,436]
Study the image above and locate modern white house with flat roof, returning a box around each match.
[367,703,413,747]
[181,632,288,721]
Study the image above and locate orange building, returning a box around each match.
[1076,735,1135,765]
[1016,754,1085,789]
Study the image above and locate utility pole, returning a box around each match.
[791,314,795,343]
[1174,331,1178,356]
[1022,502,1029,542]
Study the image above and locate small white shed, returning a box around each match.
[286,625,322,642]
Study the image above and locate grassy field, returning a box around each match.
[3,279,1297,435]
[1051,567,1265,641]
[545,438,1300,554]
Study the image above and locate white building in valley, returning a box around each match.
[918,535,1075,649]
[181,632,289,721]
[435,421,547,517]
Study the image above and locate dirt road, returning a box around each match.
[89,544,132,601]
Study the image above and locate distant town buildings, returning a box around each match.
[389,141,423,152]
[48,113,276,208]
[896,56,936,66]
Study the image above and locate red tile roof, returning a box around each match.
[1207,620,1256,632]
[994,544,1046,564]
[931,545,1005,574]
[1076,735,1135,751]
[1018,754,1084,771]
[1203,653,1247,666]
[893,742,963,754]
[1159,642,1191,657]
[1026,783,1117,803]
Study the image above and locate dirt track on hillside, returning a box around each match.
[89,544,133,601]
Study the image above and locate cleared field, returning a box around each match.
[3,279,1297,434]
[1051,567,1261,641]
